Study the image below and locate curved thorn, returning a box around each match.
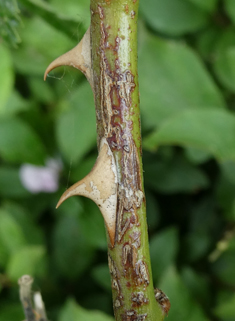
[44,27,92,85]
[56,138,117,246]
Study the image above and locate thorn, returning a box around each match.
[44,27,92,85]
[56,138,117,246]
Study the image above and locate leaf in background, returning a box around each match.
[196,27,222,59]
[56,82,96,164]
[140,0,208,36]
[224,0,235,25]
[55,195,84,218]
[0,46,14,114]
[7,245,46,281]
[50,0,90,32]
[79,199,107,250]
[2,202,44,245]
[13,16,76,76]
[20,0,86,40]
[1,91,29,117]
[144,155,209,194]
[144,110,235,162]
[209,27,235,92]
[145,190,160,231]
[216,173,235,222]
[0,304,24,321]
[0,117,46,164]
[0,210,26,257]
[212,237,235,286]
[0,167,29,198]
[70,154,97,182]
[53,215,94,278]
[183,198,219,262]
[184,232,211,262]
[91,265,111,292]
[214,293,235,320]
[184,147,211,165]
[181,267,210,306]
[150,227,179,282]
[0,0,21,47]
[139,35,224,129]
[186,0,217,12]
[159,266,210,321]
[29,77,55,104]
[59,298,114,321]
[214,46,235,92]
[220,161,235,185]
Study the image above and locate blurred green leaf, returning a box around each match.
[29,77,55,104]
[183,198,219,262]
[50,0,90,32]
[216,173,235,222]
[210,27,235,92]
[0,167,29,198]
[181,267,210,306]
[184,147,211,165]
[0,209,26,257]
[1,90,29,117]
[144,155,209,193]
[2,202,44,245]
[196,27,221,59]
[145,190,160,231]
[20,0,86,40]
[214,46,235,92]
[7,245,46,281]
[53,215,94,278]
[224,0,235,25]
[184,232,211,262]
[212,237,235,286]
[150,227,179,282]
[79,199,107,250]
[0,45,14,113]
[220,161,235,185]
[159,266,209,321]
[13,16,76,76]
[59,298,114,321]
[91,265,111,292]
[55,195,83,218]
[0,0,21,47]
[56,82,96,164]
[186,0,217,12]
[0,117,46,164]
[140,0,208,36]
[139,35,224,129]
[81,293,112,315]
[144,110,235,162]
[214,293,235,319]
[70,154,97,182]
[0,304,24,321]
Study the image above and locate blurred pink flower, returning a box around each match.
[19,159,62,194]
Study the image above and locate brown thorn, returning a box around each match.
[56,138,117,246]
[44,27,92,86]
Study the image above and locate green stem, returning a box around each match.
[90,1,165,320]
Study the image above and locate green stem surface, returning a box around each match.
[90,1,164,320]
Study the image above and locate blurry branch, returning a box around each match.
[209,227,235,262]
[18,275,48,321]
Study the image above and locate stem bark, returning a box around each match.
[90,1,164,320]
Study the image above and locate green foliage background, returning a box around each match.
[1,0,235,320]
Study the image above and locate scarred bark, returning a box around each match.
[90,2,166,320]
